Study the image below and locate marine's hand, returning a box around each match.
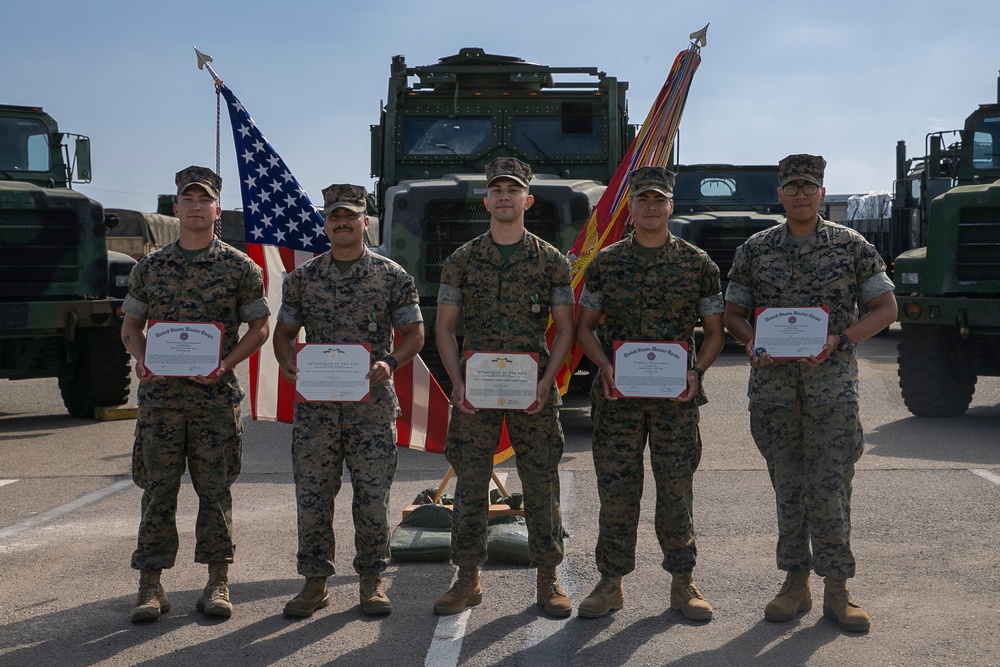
[746,340,773,367]
[134,360,163,384]
[668,370,699,403]
[367,360,393,386]
[525,380,550,414]
[599,362,617,401]
[192,359,228,385]
[450,381,477,414]
[279,360,299,383]
[801,334,839,367]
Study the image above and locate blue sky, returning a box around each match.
[3,0,997,212]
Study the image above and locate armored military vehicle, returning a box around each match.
[0,104,134,417]
[369,48,634,382]
[893,76,1000,417]
[668,164,785,293]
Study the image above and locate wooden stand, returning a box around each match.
[402,466,524,519]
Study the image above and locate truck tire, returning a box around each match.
[897,324,976,417]
[58,328,132,418]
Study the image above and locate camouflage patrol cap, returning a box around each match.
[629,166,675,198]
[486,157,532,188]
[321,184,367,216]
[778,154,826,187]
[175,165,222,200]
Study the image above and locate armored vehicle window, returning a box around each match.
[0,117,50,172]
[513,116,603,157]
[402,117,492,156]
[673,171,781,208]
[698,177,736,197]
[972,115,1000,169]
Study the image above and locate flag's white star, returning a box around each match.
[259,190,271,203]
[285,194,297,208]
[241,150,254,162]
[288,220,300,232]
[244,175,257,189]
[255,164,269,178]
[252,140,265,153]
[251,226,263,240]
[300,233,313,247]
[298,209,313,223]
[282,171,295,183]
[270,180,283,194]
[238,125,251,138]
[248,201,260,215]
[261,214,273,228]
[275,229,286,243]
[273,204,285,217]
[267,156,280,168]
[233,100,244,113]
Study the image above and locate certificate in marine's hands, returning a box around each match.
[294,343,371,402]
[464,351,539,410]
[752,307,830,359]
[144,321,224,377]
[612,341,689,399]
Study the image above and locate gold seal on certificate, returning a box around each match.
[612,341,689,399]
[294,343,371,402]
[753,307,830,359]
[144,321,224,377]
[464,351,539,410]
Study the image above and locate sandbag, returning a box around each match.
[486,514,530,565]
[389,503,453,562]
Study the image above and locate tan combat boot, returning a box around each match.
[283,576,331,617]
[536,566,572,618]
[578,575,624,619]
[131,569,170,623]
[764,569,812,621]
[196,561,233,618]
[823,577,871,632]
[670,572,713,621]
[433,566,482,615]
[360,573,392,615]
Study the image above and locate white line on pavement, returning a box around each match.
[424,472,508,667]
[970,469,1000,486]
[0,479,18,488]
[0,478,134,543]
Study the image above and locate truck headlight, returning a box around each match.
[899,272,919,285]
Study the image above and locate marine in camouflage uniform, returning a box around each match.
[724,154,897,632]
[121,166,271,622]
[575,166,725,621]
[272,183,423,617]
[432,158,577,618]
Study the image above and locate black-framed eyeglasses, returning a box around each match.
[781,183,820,196]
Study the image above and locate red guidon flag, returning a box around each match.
[547,28,707,394]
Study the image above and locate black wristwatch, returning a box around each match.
[836,332,851,350]
[691,366,704,380]
[385,355,398,372]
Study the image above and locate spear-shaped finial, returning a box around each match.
[689,23,709,47]
[193,46,222,84]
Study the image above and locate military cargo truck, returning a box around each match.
[893,76,1000,417]
[668,164,785,293]
[369,48,633,382]
[0,104,134,417]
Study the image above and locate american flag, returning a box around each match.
[220,83,452,454]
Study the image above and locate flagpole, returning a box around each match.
[193,46,224,237]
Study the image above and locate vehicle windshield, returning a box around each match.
[0,117,50,172]
[512,115,603,157]
[673,170,780,207]
[971,114,1000,169]
[402,116,492,156]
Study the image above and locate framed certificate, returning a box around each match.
[464,351,539,410]
[294,343,371,402]
[144,321,224,377]
[753,307,830,360]
[612,341,689,399]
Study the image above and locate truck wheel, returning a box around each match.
[897,324,976,417]
[58,328,132,418]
